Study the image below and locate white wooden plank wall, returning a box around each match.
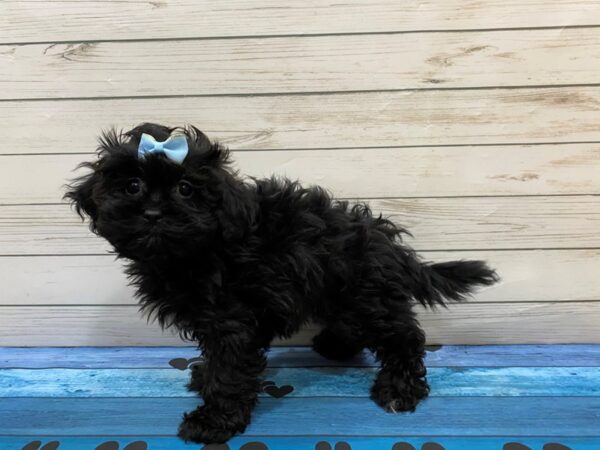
[0,0,599,345]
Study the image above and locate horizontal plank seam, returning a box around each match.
[5,140,600,156]
[4,193,600,208]
[2,300,600,307]
[0,365,594,370]
[3,23,600,46]
[0,395,597,400]
[0,248,596,258]
[1,434,600,439]
[0,345,593,350]
[5,83,600,103]
[3,248,600,257]
[0,366,594,370]
[2,395,599,400]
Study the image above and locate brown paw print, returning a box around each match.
[425,345,442,352]
[504,444,532,450]
[22,442,59,450]
[261,380,294,398]
[202,444,269,450]
[94,441,147,450]
[392,443,416,450]
[422,444,445,450]
[240,443,269,450]
[499,444,573,450]
[315,441,351,450]
[168,356,204,370]
[392,443,446,450]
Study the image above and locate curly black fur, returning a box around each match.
[65,123,498,444]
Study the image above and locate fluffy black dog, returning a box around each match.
[66,123,498,444]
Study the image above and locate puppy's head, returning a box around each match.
[65,123,253,261]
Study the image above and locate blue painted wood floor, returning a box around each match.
[0,345,599,450]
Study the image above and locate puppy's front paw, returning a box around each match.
[177,405,249,444]
[371,373,430,413]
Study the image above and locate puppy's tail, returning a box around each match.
[414,260,499,308]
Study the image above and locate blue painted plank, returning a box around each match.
[424,345,600,368]
[2,367,599,397]
[1,397,599,436]
[1,345,599,369]
[0,347,200,369]
[0,436,599,450]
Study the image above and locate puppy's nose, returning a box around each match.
[143,208,163,223]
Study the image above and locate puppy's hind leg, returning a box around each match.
[367,314,430,413]
[312,320,365,361]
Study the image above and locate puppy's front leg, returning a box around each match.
[177,335,267,444]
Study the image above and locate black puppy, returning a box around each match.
[66,123,498,443]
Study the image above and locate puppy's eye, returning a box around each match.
[126,178,142,195]
[177,180,194,198]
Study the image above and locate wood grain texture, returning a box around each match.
[4,143,600,204]
[5,28,600,99]
[370,195,600,250]
[1,255,132,305]
[1,437,599,450]
[1,302,599,345]
[2,196,598,255]
[4,250,600,305]
[2,367,599,397]
[4,87,600,155]
[4,0,600,349]
[2,345,600,368]
[4,0,600,43]
[0,306,318,346]
[2,397,599,436]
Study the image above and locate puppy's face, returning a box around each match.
[66,124,237,261]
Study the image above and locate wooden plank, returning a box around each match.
[0,302,599,346]
[2,345,599,369]
[4,87,600,155]
[1,256,132,305]
[2,367,599,397]
[1,437,598,450]
[4,144,600,204]
[424,344,600,368]
[0,346,205,369]
[5,28,600,99]
[4,250,600,305]
[1,397,599,436]
[0,306,318,346]
[2,196,598,255]
[370,196,600,251]
[4,1,600,43]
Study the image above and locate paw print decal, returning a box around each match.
[168,356,205,370]
[315,442,351,450]
[22,442,60,450]
[20,440,575,450]
[504,444,572,450]
[94,441,148,450]
[260,380,294,398]
[21,441,150,450]
[201,443,268,450]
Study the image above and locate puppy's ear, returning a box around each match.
[64,128,128,228]
[64,161,102,230]
[183,125,231,168]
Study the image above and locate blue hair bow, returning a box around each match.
[137,133,189,164]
